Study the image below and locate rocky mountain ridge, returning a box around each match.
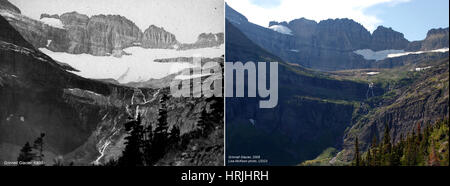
[226,4,449,71]
[1,1,223,57]
[0,0,19,14]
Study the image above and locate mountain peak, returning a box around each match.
[225,3,248,24]
[288,17,317,25]
[0,0,21,14]
[269,21,288,27]
[371,25,408,50]
[142,24,178,49]
[426,27,449,37]
[318,18,364,28]
[40,13,60,20]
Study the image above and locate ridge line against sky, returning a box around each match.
[10,0,224,43]
[226,0,449,41]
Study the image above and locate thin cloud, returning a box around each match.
[227,0,410,31]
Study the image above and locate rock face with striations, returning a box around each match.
[59,12,90,54]
[2,0,220,58]
[0,9,70,52]
[371,26,409,51]
[194,33,224,48]
[86,14,143,56]
[40,13,60,19]
[419,27,449,51]
[179,32,224,50]
[142,25,178,49]
[0,0,20,14]
[314,18,372,50]
[286,18,317,42]
[1,4,181,57]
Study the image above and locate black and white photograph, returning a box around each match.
[0,0,224,166]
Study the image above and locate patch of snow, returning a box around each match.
[19,116,24,122]
[415,66,432,72]
[366,72,380,75]
[46,40,52,47]
[269,25,293,35]
[0,11,16,19]
[387,48,449,58]
[40,17,65,29]
[290,49,299,52]
[39,44,224,84]
[354,49,404,61]
[66,88,103,97]
[175,73,211,80]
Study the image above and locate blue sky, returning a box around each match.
[250,0,281,8]
[366,0,449,41]
[228,0,449,41]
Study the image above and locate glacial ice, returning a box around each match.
[39,44,224,84]
[269,25,293,35]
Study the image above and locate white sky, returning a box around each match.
[226,0,410,32]
[10,0,224,43]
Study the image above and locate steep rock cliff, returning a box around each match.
[142,25,178,49]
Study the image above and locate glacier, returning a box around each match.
[269,25,293,35]
[39,44,224,84]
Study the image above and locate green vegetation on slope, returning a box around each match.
[354,118,449,166]
[299,147,348,166]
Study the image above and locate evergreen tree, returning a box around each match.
[169,125,180,145]
[17,142,34,165]
[370,135,378,166]
[362,118,449,166]
[381,123,392,166]
[118,114,145,166]
[206,96,224,123]
[354,137,360,166]
[143,122,153,165]
[415,123,426,165]
[197,96,224,137]
[390,146,401,166]
[151,94,170,164]
[32,133,45,162]
[197,109,210,137]
[382,123,392,155]
[428,141,440,166]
